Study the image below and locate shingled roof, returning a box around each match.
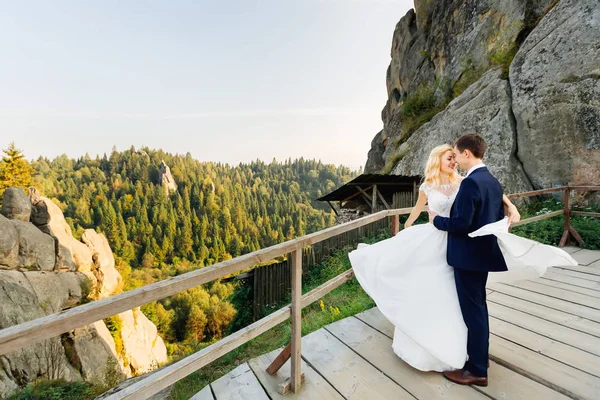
[316,174,422,202]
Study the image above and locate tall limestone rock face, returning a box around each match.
[366,0,599,193]
[392,68,532,193]
[510,0,600,188]
[0,187,167,396]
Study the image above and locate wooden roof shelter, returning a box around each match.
[317,174,422,214]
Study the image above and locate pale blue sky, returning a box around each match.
[0,0,413,170]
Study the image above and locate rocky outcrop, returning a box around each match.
[119,308,168,375]
[1,188,31,221]
[365,0,600,193]
[0,270,84,392]
[71,321,127,386]
[510,0,600,188]
[23,271,87,313]
[381,0,553,132]
[81,229,122,299]
[0,214,19,269]
[391,69,532,193]
[11,220,55,271]
[364,130,386,173]
[0,187,167,396]
[158,160,177,194]
[28,187,50,226]
[34,195,93,272]
[0,269,129,393]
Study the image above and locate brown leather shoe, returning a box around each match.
[443,369,488,387]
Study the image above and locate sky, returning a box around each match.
[0,0,414,171]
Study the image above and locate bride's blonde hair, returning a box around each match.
[424,144,460,187]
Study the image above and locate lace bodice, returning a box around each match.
[420,181,460,217]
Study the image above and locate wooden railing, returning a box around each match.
[0,185,597,399]
[506,185,600,246]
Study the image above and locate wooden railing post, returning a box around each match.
[560,188,571,247]
[372,185,378,213]
[290,249,303,393]
[391,215,400,235]
[559,187,584,247]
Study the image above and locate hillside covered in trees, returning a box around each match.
[0,143,358,351]
[30,147,356,268]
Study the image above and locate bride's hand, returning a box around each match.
[507,204,521,224]
[404,222,412,229]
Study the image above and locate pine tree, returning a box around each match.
[0,142,35,198]
[186,305,208,342]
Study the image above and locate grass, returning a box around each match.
[6,380,94,400]
[490,44,518,79]
[380,145,411,175]
[400,106,446,142]
[452,67,485,98]
[510,199,600,250]
[166,229,390,400]
[381,83,447,174]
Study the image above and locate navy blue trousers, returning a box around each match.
[454,268,489,377]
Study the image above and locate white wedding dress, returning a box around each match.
[349,182,578,372]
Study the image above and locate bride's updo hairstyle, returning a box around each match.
[424,144,460,188]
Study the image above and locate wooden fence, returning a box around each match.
[393,191,416,209]
[0,185,597,398]
[249,218,391,319]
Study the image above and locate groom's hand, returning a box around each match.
[428,211,438,223]
[506,204,521,224]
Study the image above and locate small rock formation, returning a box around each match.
[29,190,93,272]
[10,220,56,271]
[119,308,168,375]
[0,214,19,269]
[158,160,177,194]
[1,187,31,221]
[70,321,125,387]
[0,187,167,396]
[81,229,122,299]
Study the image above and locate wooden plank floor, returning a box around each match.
[195,247,600,400]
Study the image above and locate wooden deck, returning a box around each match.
[194,247,600,400]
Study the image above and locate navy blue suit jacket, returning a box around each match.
[433,167,508,272]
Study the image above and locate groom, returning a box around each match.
[429,133,507,387]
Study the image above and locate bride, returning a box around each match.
[349,144,577,372]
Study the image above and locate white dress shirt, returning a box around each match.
[466,163,486,177]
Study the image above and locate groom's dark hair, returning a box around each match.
[454,133,486,159]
